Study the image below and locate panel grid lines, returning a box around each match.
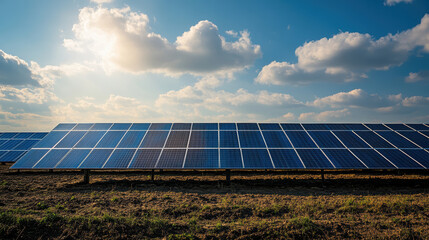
[353,129,398,168]
[77,124,113,168]
[380,125,427,169]
[101,124,132,168]
[127,123,151,168]
[280,125,306,168]
[155,123,173,168]
[258,122,275,168]
[330,130,368,168]
[235,123,245,168]
[181,123,193,168]
[301,124,336,169]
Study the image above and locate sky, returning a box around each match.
[0,0,429,131]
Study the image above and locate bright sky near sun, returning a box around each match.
[0,0,428,131]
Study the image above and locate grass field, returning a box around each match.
[1,164,428,239]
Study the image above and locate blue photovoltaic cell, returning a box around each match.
[401,149,429,168]
[323,149,366,169]
[188,131,218,148]
[343,124,369,131]
[237,123,259,130]
[14,140,39,150]
[238,131,266,148]
[140,131,169,148]
[74,131,106,148]
[10,149,49,168]
[172,123,191,130]
[73,123,94,130]
[165,131,190,148]
[397,131,429,148]
[376,131,419,148]
[0,151,7,158]
[53,123,76,131]
[377,149,423,169]
[280,124,304,130]
[30,132,48,139]
[296,149,334,168]
[156,149,186,168]
[327,124,367,131]
[325,124,349,130]
[259,123,281,130]
[269,149,303,168]
[192,123,218,130]
[220,131,239,148]
[79,149,113,168]
[354,131,394,148]
[220,149,242,168]
[332,131,370,148]
[385,124,412,131]
[34,131,68,148]
[34,149,69,168]
[149,123,171,130]
[302,124,330,130]
[56,149,91,168]
[0,151,26,162]
[14,133,34,139]
[284,131,317,148]
[406,124,429,131]
[219,123,236,130]
[129,123,150,130]
[364,124,388,131]
[420,131,429,138]
[242,149,273,168]
[262,131,292,148]
[55,131,86,148]
[96,131,126,148]
[184,149,218,168]
[103,149,136,168]
[90,123,113,130]
[0,140,6,147]
[0,133,17,138]
[350,149,395,168]
[129,149,161,168]
[110,123,132,130]
[0,140,23,150]
[117,131,146,148]
[308,131,344,148]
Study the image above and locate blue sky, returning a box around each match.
[0,0,428,131]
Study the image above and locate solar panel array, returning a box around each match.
[0,132,48,162]
[10,123,429,170]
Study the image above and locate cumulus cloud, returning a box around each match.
[405,71,429,82]
[298,109,350,121]
[0,50,40,86]
[90,0,113,4]
[384,0,412,6]
[64,6,261,76]
[256,14,429,85]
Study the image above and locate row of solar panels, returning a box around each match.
[0,132,48,162]
[51,123,429,131]
[10,147,429,169]
[31,129,429,149]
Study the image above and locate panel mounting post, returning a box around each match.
[321,169,325,181]
[151,169,155,181]
[225,169,231,185]
[83,169,90,184]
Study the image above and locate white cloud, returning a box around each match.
[256,14,429,85]
[64,6,261,77]
[405,71,429,82]
[298,109,350,121]
[384,0,412,6]
[0,86,59,104]
[0,50,40,86]
[90,0,113,4]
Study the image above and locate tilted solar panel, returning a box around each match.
[9,123,429,170]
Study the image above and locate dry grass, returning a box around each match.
[0,165,428,239]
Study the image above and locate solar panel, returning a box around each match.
[9,122,429,171]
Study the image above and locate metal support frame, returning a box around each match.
[83,169,90,184]
[321,169,325,181]
[225,169,231,185]
[151,169,155,181]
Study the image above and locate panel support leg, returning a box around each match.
[83,170,90,184]
[321,169,325,181]
[225,169,231,185]
[49,169,53,173]
[151,169,155,181]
